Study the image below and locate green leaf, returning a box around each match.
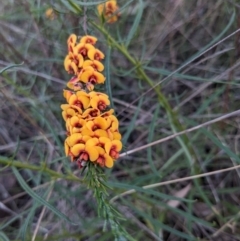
[0,62,24,75]
[125,0,143,47]
[12,167,78,225]
[0,232,10,241]
[64,0,106,6]
[105,46,114,109]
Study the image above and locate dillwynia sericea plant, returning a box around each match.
[61,2,133,239]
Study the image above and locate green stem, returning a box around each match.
[0,157,83,183]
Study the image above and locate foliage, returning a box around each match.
[1,0,240,240]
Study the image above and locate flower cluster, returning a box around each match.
[62,34,122,168]
[97,0,120,23]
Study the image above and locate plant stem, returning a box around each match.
[0,157,83,183]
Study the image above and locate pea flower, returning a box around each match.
[62,34,122,168]
[97,0,120,23]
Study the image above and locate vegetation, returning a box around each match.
[1,0,240,240]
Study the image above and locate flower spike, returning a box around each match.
[62,33,122,169]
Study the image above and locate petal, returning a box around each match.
[88,48,105,61]
[95,116,108,130]
[83,60,104,72]
[71,143,85,156]
[63,89,72,102]
[80,95,90,109]
[86,137,99,147]
[105,142,112,155]
[67,34,77,46]
[79,69,93,83]
[104,154,113,168]
[64,140,70,156]
[112,131,122,140]
[85,145,99,161]
[68,94,78,105]
[112,140,122,151]
[67,133,83,146]
[80,35,98,45]
[95,129,108,138]
[94,71,105,84]
[81,128,94,137]
[99,136,111,145]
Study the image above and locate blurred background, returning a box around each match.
[1,0,240,240]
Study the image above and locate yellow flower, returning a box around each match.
[64,140,70,156]
[66,80,82,91]
[106,129,121,141]
[82,60,104,72]
[62,33,123,168]
[106,115,119,132]
[85,116,109,131]
[95,146,113,168]
[86,137,111,148]
[79,67,105,85]
[67,34,77,53]
[71,143,99,162]
[88,48,105,61]
[97,0,120,23]
[105,139,122,159]
[64,57,78,75]
[80,35,98,45]
[61,104,82,121]
[64,53,84,76]
[101,109,115,117]
[90,93,110,111]
[66,133,91,147]
[63,89,73,102]
[74,43,95,58]
[45,8,56,20]
[82,108,101,119]
[69,116,86,133]
[81,128,109,139]
[68,91,90,110]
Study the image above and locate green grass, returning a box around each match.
[1,0,240,240]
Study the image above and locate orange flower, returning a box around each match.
[95,146,113,168]
[85,116,109,131]
[69,115,86,133]
[67,34,77,53]
[79,67,105,85]
[82,108,100,119]
[61,104,82,121]
[74,43,95,57]
[97,0,120,23]
[101,109,115,118]
[82,60,104,72]
[90,93,110,111]
[64,57,78,75]
[66,80,82,91]
[66,133,91,147]
[68,91,90,110]
[88,48,105,61]
[64,140,70,156]
[45,8,56,20]
[106,115,119,132]
[86,136,111,148]
[65,52,84,72]
[105,139,122,159]
[80,35,98,45]
[71,143,99,162]
[62,33,122,168]
[63,89,73,102]
[81,125,109,137]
